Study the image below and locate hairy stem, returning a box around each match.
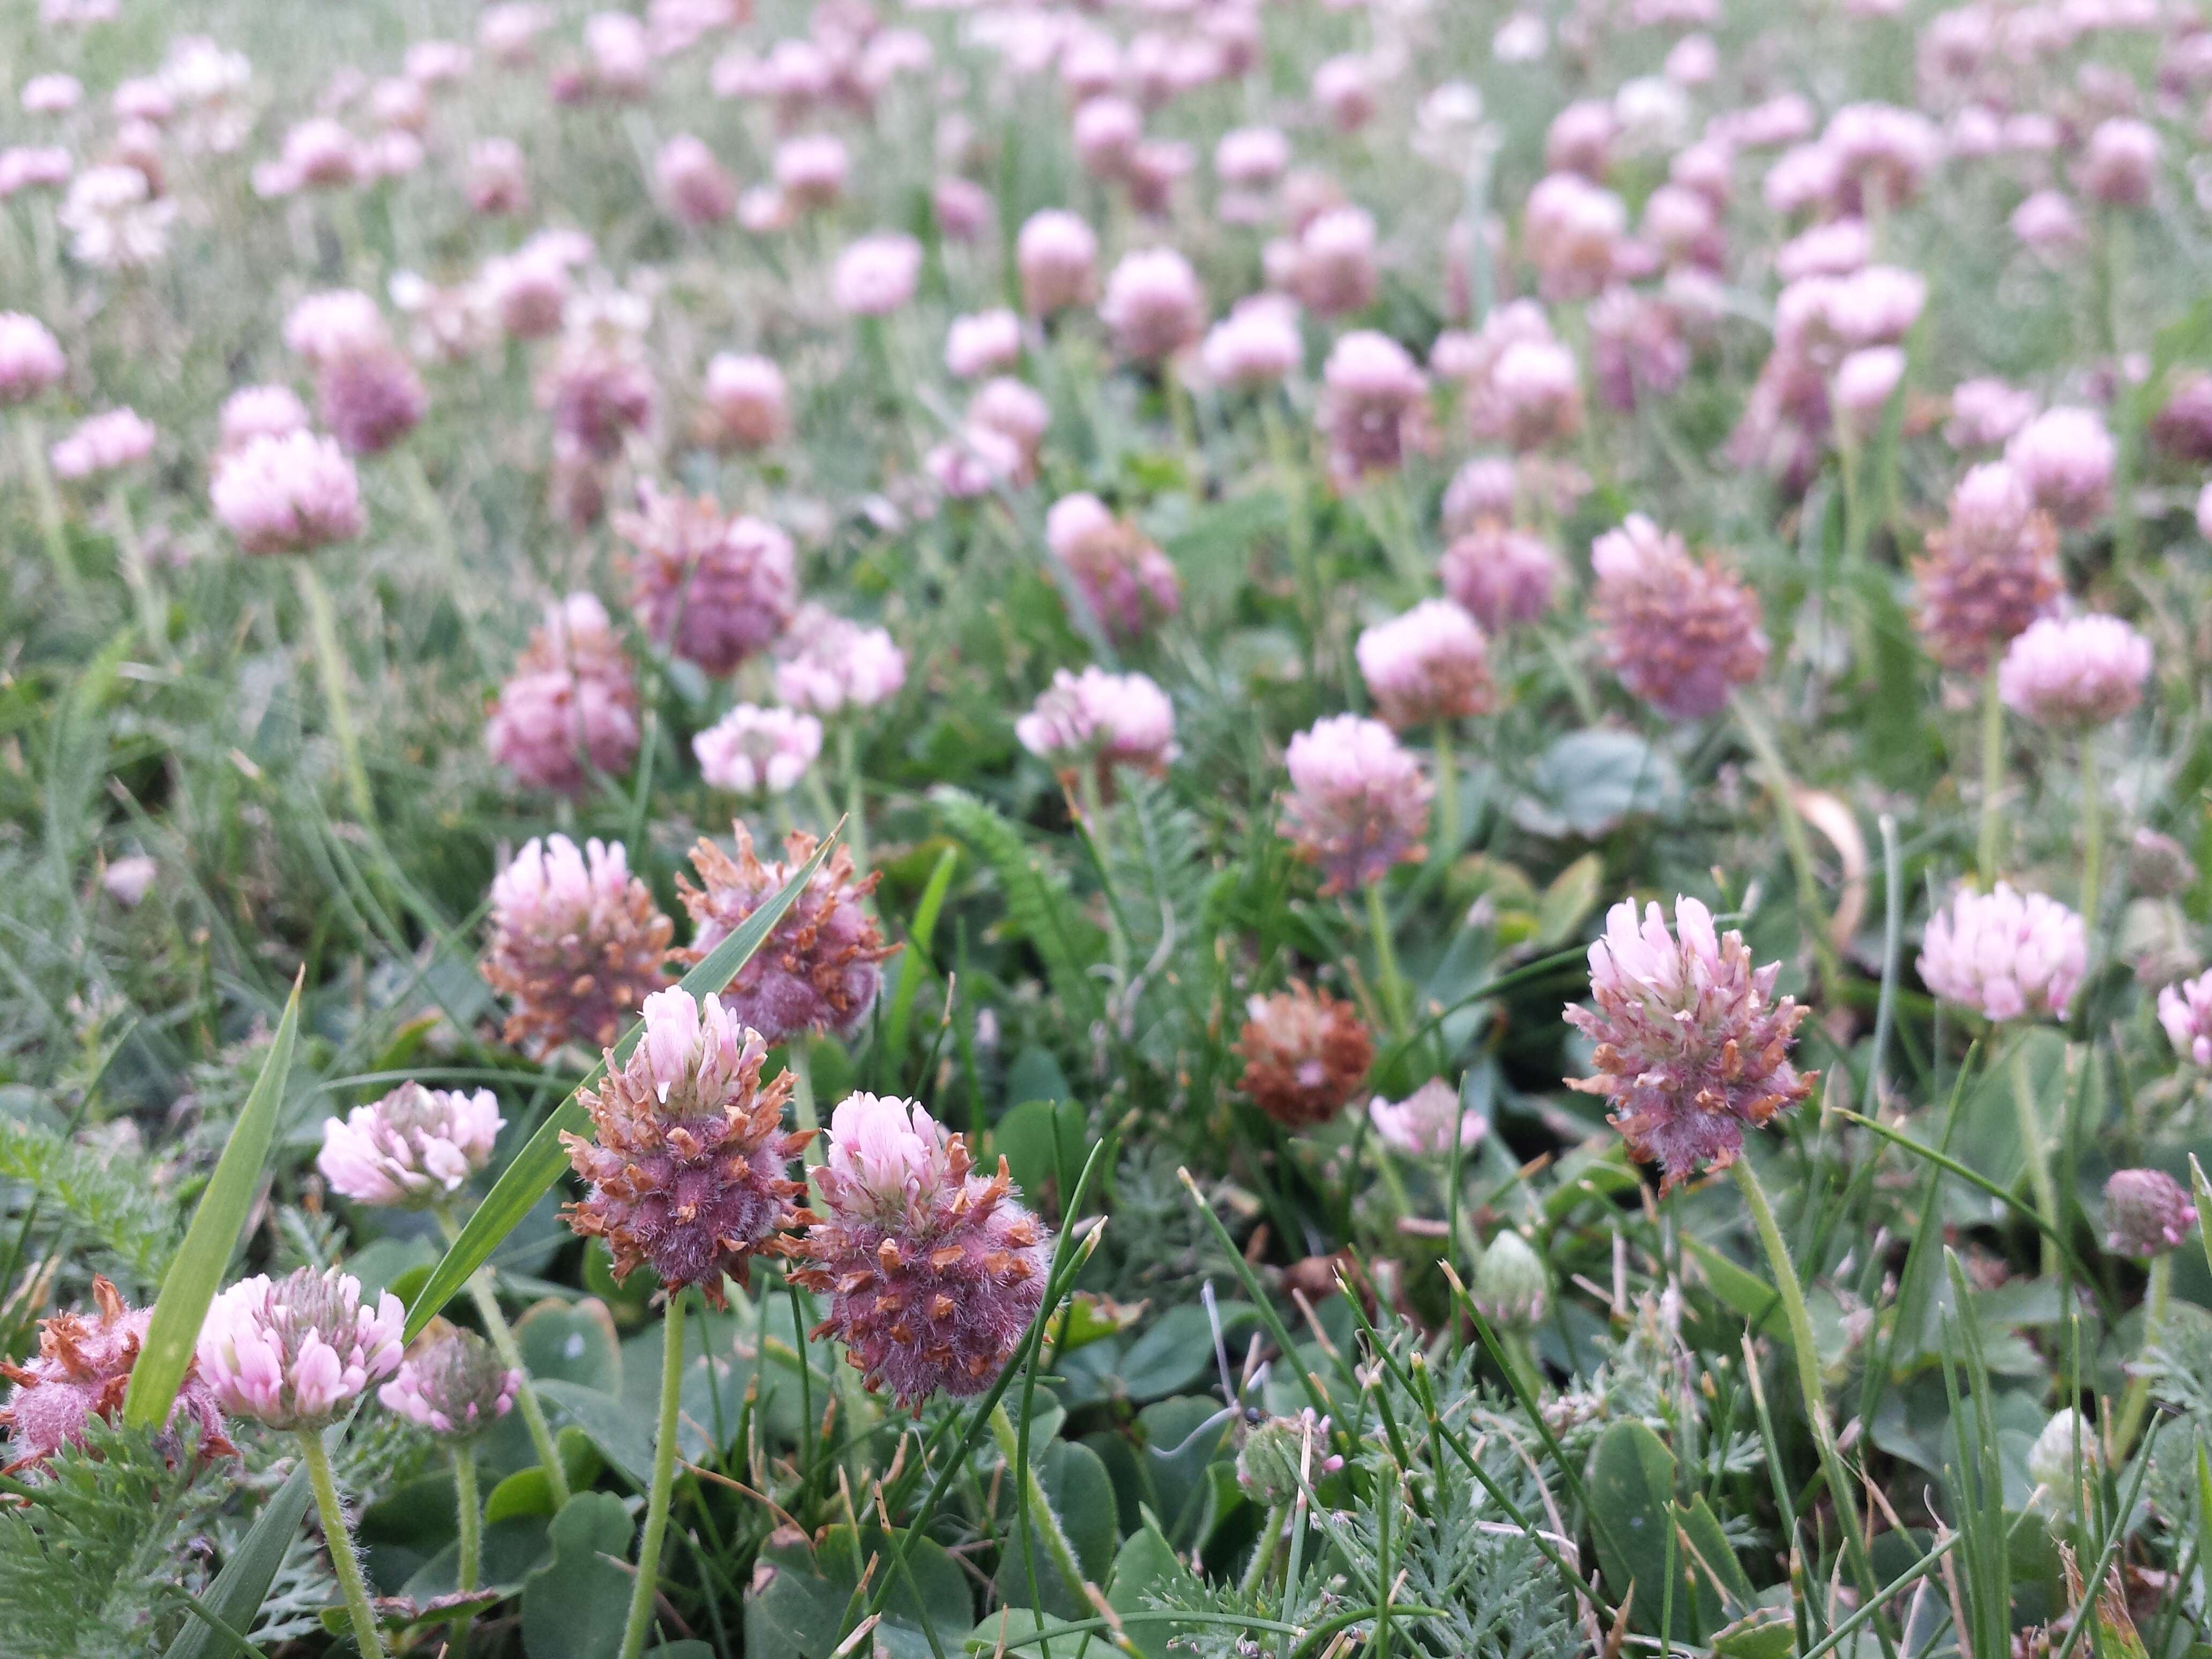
[451,1440,481,1659]
[1978,651,2006,883]
[294,561,376,827]
[988,1400,1090,1608]
[2113,1252,2170,1458]
[298,1429,388,1659]
[1241,1502,1289,1600]
[17,416,81,601]
[1432,723,1459,866]
[620,1289,689,1659]
[440,1207,569,1507]
[2008,1036,2060,1279]
[1364,880,1410,1038]
[2079,737,2103,926]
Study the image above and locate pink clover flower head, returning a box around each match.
[1201,294,1302,390]
[381,1327,520,1439]
[1946,378,2038,450]
[795,1093,1052,1409]
[0,312,66,405]
[0,146,73,198]
[1367,1078,1486,1159]
[693,703,823,796]
[2157,969,2212,1066]
[196,1267,406,1430]
[210,431,365,555]
[1319,329,1431,485]
[1356,600,1494,728]
[1279,714,1431,896]
[49,407,155,480]
[773,606,907,716]
[616,485,797,676]
[1564,895,1814,1192]
[1100,248,1206,365]
[1044,491,1181,642]
[704,353,790,450]
[1014,666,1179,780]
[1589,515,1768,720]
[1917,881,2086,1022]
[2075,117,2158,206]
[2102,1168,2194,1258]
[218,385,311,452]
[483,832,672,1059]
[1016,210,1098,316]
[1996,614,2151,730]
[1834,346,1905,435]
[1524,171,1626,301]
[945,309,1023,380]
[484,593,642,794]
[832,233,923,317]
[1913,462,2061,670]
[1440,524,1561,633]
[2004,406,2114,529]
[655,133,736,225]
[317,1082,505,1208]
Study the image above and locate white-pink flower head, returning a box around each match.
[2075,117,2158,206]
[704,353,789,450]
[1356,600,1494,729]
[2157,969,2212,1066]
[318,1082,505,1208]
[1215,125,1289,189]
[1100,248,1205,365]
[832,233,923,317]
[218,385,311,452]
[773,606,907,716]
[1201,294,1302,390]
[945,309,1023,380]
[196,1267,405,1430]
[694,703,823,796]
[1016,210,1097,316]
[1997,614,2151,730]
[49,408,155,480]
[0,312,66,405]
[1014,666,1179,779]
[1918,882,2087,1022]
[1279,714,1432,896]
[773,133,848,210]
[1368,1078,1487,1158]
[655,133,735,225]
[210,431,365,555]
[284,289,392,369]
[1524,171,1626,301]
[2005,407,2114,529]
[822,1092,945,1217]
[380,1327,519,1439]
[1834,346,1905,436]
[1947,378,2038,450]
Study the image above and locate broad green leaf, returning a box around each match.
[1588,1419,1680,1637]
[1105,1517,1201,1659]
[162,1460,311,1659]
[519,1492,636,1659]
[746,1525,972,1659]
[405,830,841,1340]
[535,1378,655,1491]
[126,973,302,1429]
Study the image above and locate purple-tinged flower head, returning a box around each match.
[934,176,991,242]
[197,1267,405,1430]
[775,134,848,210]
[1589,287,1689,414]
[1589,515,1768,720]
[484,593,641,794]
[2,1277,231,1476]
[704,353,789,450]
[1822,102,1940,210]
[284,289,427,455]
[1997,615,2152,730]
[832,233,923,317]
[1237,982,1374,1128]
[967,377,1051,477]
[2102,1169,2194,1258]
[0,313,65,405]
[0,146,73,199]
[655,133,735,225]
[1201,294,1302,390]
[1357,600,1494,729]
[1918,882,2086,1022]
[678,826,894,1045]
[318,1082,504,1209]
[1777,218,1869,282]
[1546,99,1617,178]
[1914,462,2062,669]
[467,137,529,215]
[20,73,80,115]
[218,385,312,453]
[1947,378,2038,450]
[1441,457,1519,534]
[794,1094,1052,1409]
[405,39,472,88]
[2158,970,2212,1065]
[1279,714,1431,895]
[694,703,823,796]
[285,290,393,367]
[1311,53,1378,132]
[1215,124,1290,190]
[926,424,1026,499]
[1072,94,1143,180]
[381,1326,517,1440]
[1100,248,1206,365]
[2010,189,2083,256]
[2075,117,2158,205]
[1045,492,1182,643]
[773,606,906,716]
[481,2,551,63]
[580,10,653,96]
[1488,337,1585,451]
[210,431,365,555]
[1524,171,1626,301]
[2004,407,2114,529]
[616,485,796,676]
[483,234,586,341]
[2153,372,2212,464]
[563,989,808,1304]
[484,833,672,1059]
[1834,345,1905,437]
[1319,330,1432,488]
[945,309,1023,380]
[1441,523,1561,634]
[49,408,155,481]
[1015,666,1178,793]
[1369,1078,1486,1159]
[1289,206,1379,318]
[1565,896,1814,1193]
[538,309,657,462]
[1017,210,1098,316]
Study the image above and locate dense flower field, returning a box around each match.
[6,0,2212,1654]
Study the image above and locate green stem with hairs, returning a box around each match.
[108,483,167,659]
[619,1289,689,1659]
[451,1440,481,1659]
[1259,394,1321,678]
[2113,1252,2170,1458]
[298,1429,388,1659]
[2079,736,2103,925]
[1978,650,2006,883]
[438,1207,568,1507]
[837,722,869,879]
[294,561,376,826]
[1365,880,1410,1038]
[988,1401,1090,1608]
[2009,1035,2061,1279]
[1240,1502,1290,1599]
[18,417,81,600]
[1432,724,1459,865]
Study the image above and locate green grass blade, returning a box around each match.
[403,826,842,1340]
[162,1461,311,1659]
[883,843,958,1063]
[124,972,303,1430]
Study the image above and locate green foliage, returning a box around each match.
[0,1112,180,1292]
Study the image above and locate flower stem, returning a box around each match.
[619,1288,689,1659]
[2079,737,2103,925]
[988,1400,1090,1608]
[2009,1036,2060,1279]
[1364,880,1410,1038]
[2113,1252,2170,1458]
[1730,693,1841,991]
[17,416,82,601]
[438,1207,569,1507]
[1977,651,2006,883]
[1240,1502,1289,1599]
[107,483,168,661]
[298,1428,388,1659]
[293,561,376,827]
[451,1440,481,1659]
[1259,394,1321,678]
[836,721,868,878]
[1432,723,1459,865]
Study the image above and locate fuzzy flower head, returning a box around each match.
[483,833,673,1059]
[3,1277,231,1475]
[617,486,797,676]
[1590,517,1768,720]
[795,1094,1053,1409]
[0,313,65,405]
[1100,248,1206,365]
[1914,462,2062,670]
[1045,492,1182,643]
[1201,294,1303,391]
[1440,524,1561,633]
[484,594,641,794]
[772,607,907,717]
[693,703,823,796]
[1016,209,1098,315]
[1917,883,2086,1022]
[2158,970,2212,1066]
[1357,600,1494,729]
[58,164,174,270]
[1368,1078,1487,1159]
[704,353,790,450]
[210,431,366,555]
[678,826,894,1045]
[563,989,807,1305]
[1236,982,1374,1130]
[1565,896,1814,1192]
[49,408,155,480]
[1997,615,2151,731]
[1279,714,1431,896]
[1015,666,1178,788]
[219,384,311,452]
[196,1267,405,1430]
[832,233,923,317]
[2102,1169,2194,1259]
[318,1083,504,1209]
[1320,330,1432,487]
[380,1325,520,1439]
[2004,407,2114,530]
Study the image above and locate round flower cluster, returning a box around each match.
[482,833,675,1060]
[318,1082,504,1209]
[1278,714,1431,896]
[1918,883,2086,1022]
